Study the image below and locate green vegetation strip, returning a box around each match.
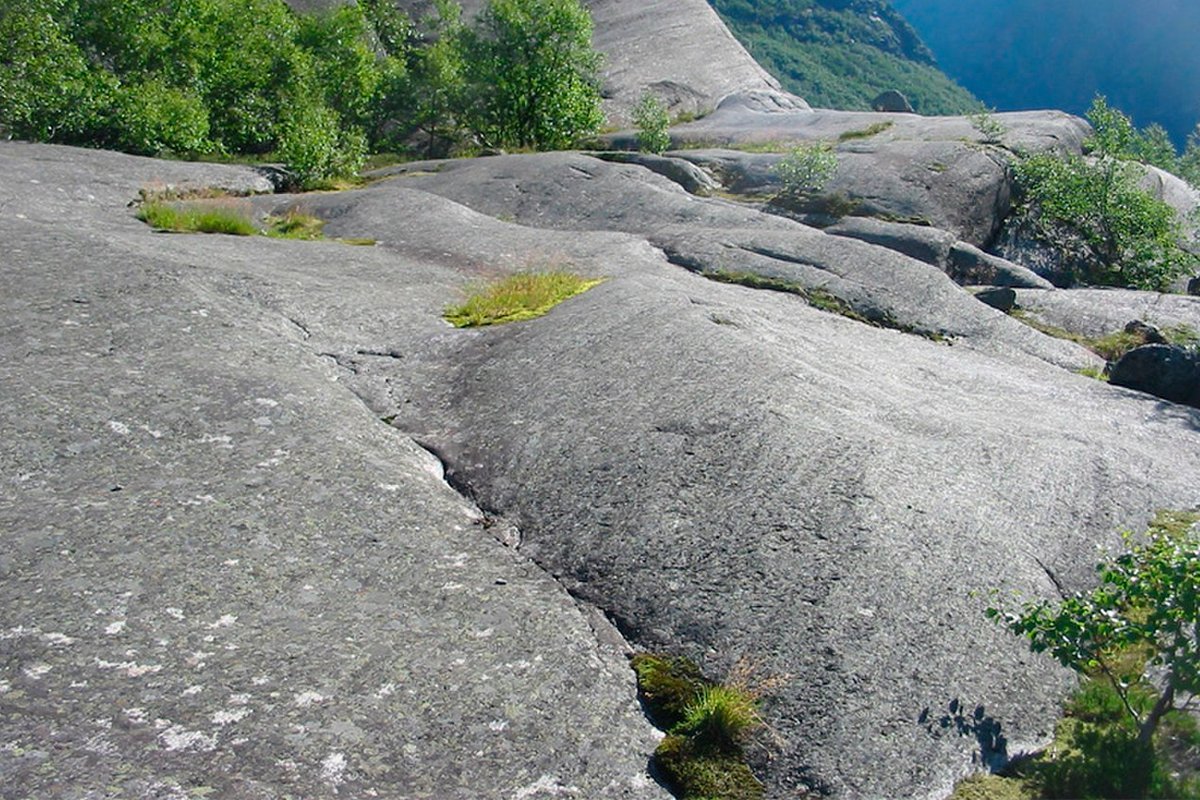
[443,271,604,327]
[631,654,765,800]
[1010,311,1198,364]
[137,200,376,245]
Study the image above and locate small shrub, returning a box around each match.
[773,142,837,197]
[632,91,671,155]
[1013,152,1197,290]
[444,271,603,327]
[137,200,256,235]
[969,107,1005,144]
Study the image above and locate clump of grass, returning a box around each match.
[137,200,256,235]
[265,209,325,240]
[444,271,604,328]
[632,653,772,800]
[837,121,893,142]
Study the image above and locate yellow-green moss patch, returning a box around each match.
[444,271,604,327]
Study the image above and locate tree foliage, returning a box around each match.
[773,141,838,196]
[633,91,671,155]
[0,0,606,181]
[987,511,1200,747]
[456,0,603,150]
[1012,97,1199,291]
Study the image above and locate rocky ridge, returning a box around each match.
[4,3,1200,800]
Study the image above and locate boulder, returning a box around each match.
[948,241,1055,288]
[1109,344,1200,408]
[591,150,719,195]
[974,287,1017,312]
[872,89,915,113]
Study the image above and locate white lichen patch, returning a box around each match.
[158,724,217,752]
[2,626,40,640]
[107,420,131,435]
[207,614,237,629]
[211,708,251,725]
[378,483,401,493]
[198,434,233,449]
[165,607,186,620]
[23,663,52,679]
[41,632,76,646]
[222,559,240,567]
[251,675,271,686]
[0,680,11,694]
[181,494,216,506]
[488,719,509,732]
[320,752,347,787]
[293,691,327,707]
[94,657,162,677]
[124,707,149,725]
[254,398,280,408]
[138,424,164,439]
[373,683,396,699]
[104,620,126,635]
[513,775,581,799]
[228,693,252,705]
[182,685,204,696]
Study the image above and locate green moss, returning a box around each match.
[137,200,256,235]
[837,121,894,142]
[1010,311,1188,362]
[655,735,764,800]
[631,653,706,731]
[444,271,604,327]
[949,774,1037,800]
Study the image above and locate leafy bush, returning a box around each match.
[987,511,1200,748]
[632,91,671,154]
[111,79,210,155]
[969,107,1005,144]
[773,142,838,196]
[456,0,604,150]
[1013,152,1197,290]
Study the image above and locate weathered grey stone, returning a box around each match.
[591,150,719,195]
[974,287,1017,312]
[949,241,1055,289]
[872,89,915,113]
[8,140,1200,800]
[0,142,667,800]
[1109,345,1200,408]
[389,152,1098,369]
[1012,287,1200,339]
[825,217,956,267]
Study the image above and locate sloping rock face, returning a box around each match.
[8,140,1199,800]
[0,143,667,800]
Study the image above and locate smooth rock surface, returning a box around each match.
[1012,288,1200,339]
[6,140,1200,800]
[0,142,667,800]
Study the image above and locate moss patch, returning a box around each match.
[632,654,766,800]
[444,271,604,328]
[837,121,893,142]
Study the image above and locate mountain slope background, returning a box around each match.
[891,0,1200,148]
[706,0,979,114]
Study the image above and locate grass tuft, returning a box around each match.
[265,209,325,240]
[837,121,894,142]
[137,200,256,235]
[444,271,603,328]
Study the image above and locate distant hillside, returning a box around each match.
[706,0,979,115]
[891,0,1200,147]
